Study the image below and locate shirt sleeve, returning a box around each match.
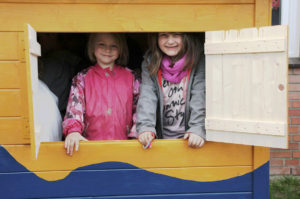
[136,57,159,136]
[62,71,86,137]
[128,75,140,138]
[186,56,206,139]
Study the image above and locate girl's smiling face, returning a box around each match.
[158,33,183,57]
[94,33,119,69]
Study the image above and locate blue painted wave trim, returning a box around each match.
[0,146,268,199]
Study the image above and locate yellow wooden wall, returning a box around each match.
[4,140,270,182]
[0,0,272,144]
[0,32,30,144]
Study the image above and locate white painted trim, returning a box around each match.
[205,118,286,136]
[205,39,286,54]
[281,0,300,58]
[206,130,288,149]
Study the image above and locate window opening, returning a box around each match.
[35,32,204,143]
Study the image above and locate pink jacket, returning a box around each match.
[63,64,139,140]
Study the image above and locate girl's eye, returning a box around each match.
[110,45,118,50]
[159,33,168,38]
[98,43,105,47]
[173,33,182,37]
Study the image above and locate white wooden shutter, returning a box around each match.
[25,24,41,158]
[205,25,288,149]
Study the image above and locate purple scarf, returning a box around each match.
[161,55,188,84]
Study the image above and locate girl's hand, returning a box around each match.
[64,132,88,156]
[184,133,205,148]
[138,131,155,149]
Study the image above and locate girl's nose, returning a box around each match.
[104,46,112,52]
[167,35,176,44]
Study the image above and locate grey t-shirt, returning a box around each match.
[162,76,188,138]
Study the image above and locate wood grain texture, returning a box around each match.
[254,0,272,27]
[205,26,288,148]
[0,90,23,116]
[0,4,254,32]
[0,117,29,144]
[24,24,40,158]
[205,39,286,54]
[206,118,286,136]
[0,0,255,4]
[4,140,253,171]
[0,62,23,88]
[0,32,20,60]
[2,140,267,182]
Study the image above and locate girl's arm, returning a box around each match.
[136,57,158,137]
[62,72,87,137]
[128,75,140,138]
[186,56,206,140]
[62,72,88,155]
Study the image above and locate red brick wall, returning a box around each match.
[270,68,300,175]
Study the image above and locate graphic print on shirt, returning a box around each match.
[162,76,187,138]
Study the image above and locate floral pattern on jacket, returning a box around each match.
[62,66,140,139]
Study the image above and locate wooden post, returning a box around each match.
[255,0,272,27]
[253,146,270,199]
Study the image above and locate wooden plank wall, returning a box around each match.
[0,0,257,32]
[0,140,269,198]
[0,32,30,144]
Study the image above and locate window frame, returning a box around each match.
[281,0,300,58]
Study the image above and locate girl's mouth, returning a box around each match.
[166,46,178,49]
[102,54,112,57]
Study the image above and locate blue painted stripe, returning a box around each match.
[253,161,269,199]
[0,168,253,198]
[0,146,268,199]
[0,146,28,173]
[54,192,252,199]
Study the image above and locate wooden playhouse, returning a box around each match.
[0,0,288,198]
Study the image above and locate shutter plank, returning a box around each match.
[205,31,224,118]
[205,25,288,148]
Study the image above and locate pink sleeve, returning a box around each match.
[62,72,86,137]
[128,77,140,138]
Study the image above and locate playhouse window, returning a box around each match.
[36,32,204,143]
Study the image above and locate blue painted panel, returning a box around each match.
[0,146,268,199]
[253,161,269,199]
[0,167,253,198]
[57,192,252,199]
[0,146,27,173]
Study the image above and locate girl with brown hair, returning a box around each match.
[137,33,205,149]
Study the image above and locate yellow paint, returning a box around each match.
[0,62,23,88]
[0,117,29,144]
[3,140,268,181]
[254,0,272,27]
[0,0,272,185]
[0,4,254,32]
[253,146,269,169]
[0,90,22,116]
[0,0,255,4]
[0,32,20,60]
[0,31,29,143]
[19,166,253,182]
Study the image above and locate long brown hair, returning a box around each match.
[147,33,201,76]
[87,33,129,66]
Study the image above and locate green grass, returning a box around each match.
[270,176,300,199]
